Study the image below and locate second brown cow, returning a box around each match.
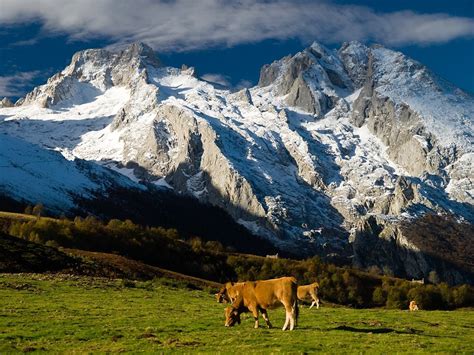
[297,282,320,309]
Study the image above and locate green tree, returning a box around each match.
[32,203,44,218]
[453,285,471,307]
[372,287,386,306]
[428,270,440,284]
[24,205,33,215]
[386,287,404,309]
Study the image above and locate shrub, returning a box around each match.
[372,287,386,306]
[386,287,405,309]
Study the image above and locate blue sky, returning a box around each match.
[0,0,473,99]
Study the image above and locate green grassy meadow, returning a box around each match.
[1,274,473,353]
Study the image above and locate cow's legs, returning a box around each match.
[282,301,292,331]
[289,302,297,330]
[282,299,298,331]
[282,310,290,331]
[261,309,273,329]
[249,307,259,329]
[309,290,320,309]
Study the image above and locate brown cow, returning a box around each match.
[224,277,299,331]
[409,300,419,311]
[297,282,320,309]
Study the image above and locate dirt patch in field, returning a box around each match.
[163,338,201,348]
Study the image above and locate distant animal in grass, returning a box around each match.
[297,282,320,309]
[409,300,419,311]
[266,253,279,259]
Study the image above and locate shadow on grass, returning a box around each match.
[331,325,423,335]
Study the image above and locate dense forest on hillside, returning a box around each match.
[0,212,472,310]
[0,191,278,257]
[401,214,474,275]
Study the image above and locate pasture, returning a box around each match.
[0,273,473,353]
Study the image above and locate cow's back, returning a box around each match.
[253,277,297,309]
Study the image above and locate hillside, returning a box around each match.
[0,229,220,289]
[0,231,76,273]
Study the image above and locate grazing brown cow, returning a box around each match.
[297,282,320,309]
[409,300,419,311]
[224,277,299,331]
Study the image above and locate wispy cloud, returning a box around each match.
[201,74,254,90]
[0,71,41,97]
[0,1,473,51]
[201,73,232,88]
[11,37,40,47]
[235,80,254,90]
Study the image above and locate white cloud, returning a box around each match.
[0,71,41,97]
[201,73,232,87]
[235,80,254,90]
[201,74,254,90]
[0,1,473,51]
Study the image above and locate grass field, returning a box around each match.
[1,274,473,353]
[0,211,55,222]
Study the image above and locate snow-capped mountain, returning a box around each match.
[1,42,472,283]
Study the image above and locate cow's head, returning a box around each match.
[216,282,239,303]
[224,306,241,327]
[215,285,230,303]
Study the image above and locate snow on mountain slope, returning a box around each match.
[0,41,472,270]
[0,134,142,212]
[371,46,474,150]
[1,86,129,160]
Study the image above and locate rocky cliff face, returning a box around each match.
[1,41,472,283]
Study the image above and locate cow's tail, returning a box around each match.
[291,280,299,325]
[294,299,299,322]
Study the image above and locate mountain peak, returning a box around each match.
[19,41,163,108]
[307,41,330,58]
[118,42,161,67]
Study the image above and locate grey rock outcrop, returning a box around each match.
[0,97,13,108]
[338,41,369,88]
[229,88,253,105]
[285,74,317,114]
[258,44,350,117]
